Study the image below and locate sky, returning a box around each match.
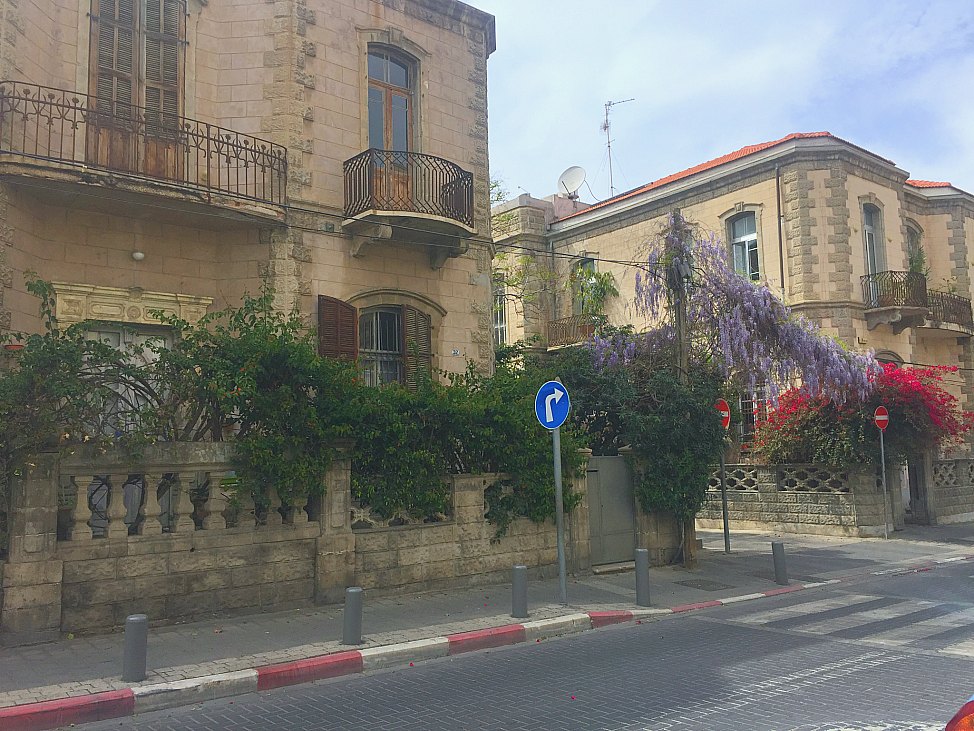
[474,0,974,204]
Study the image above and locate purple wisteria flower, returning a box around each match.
[592,214,878,403]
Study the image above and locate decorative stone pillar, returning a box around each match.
[140,474,163,535]
[202,472,229,530]
[237,490,256,529]
[106,474,130,541]
[265,487,284,527]
[173,475,197,533]
[70,475,94,542]
[290,495,309,524]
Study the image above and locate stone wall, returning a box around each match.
[353,474,589,595]
[696,463,892,538]
[929,459,974,524]
[0,444,595,641]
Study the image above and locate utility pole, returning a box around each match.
[667,209,696,567]
[601,98,634,198]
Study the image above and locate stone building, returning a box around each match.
[493,132,974,443]
[0,0,497,383]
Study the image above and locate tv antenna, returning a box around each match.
[601,97,634,198]
[556,166,586,200]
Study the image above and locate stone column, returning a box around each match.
[70,475,94,541]
[2,453,64,642]
[173,475,197,533]
[106,474,130,541]
[141,474,163,535]
[315,446,356,604]
[202,472,229,531]
[265,487,284,527]
[566,449,592,574]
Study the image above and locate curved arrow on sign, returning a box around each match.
[545,387,565,424]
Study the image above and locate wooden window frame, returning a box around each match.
[366,47,416,153]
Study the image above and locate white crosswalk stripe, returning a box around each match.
[728,592,974,657]
[734,594,885,624]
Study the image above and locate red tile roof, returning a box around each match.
[905,179,952,188]
[556,131,896,222]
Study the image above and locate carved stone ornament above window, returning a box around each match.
[52,283,212,326]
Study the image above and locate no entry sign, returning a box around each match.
[874,405,890,431]
[715,398,731,430]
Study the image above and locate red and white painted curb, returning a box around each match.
[3,554,973,731]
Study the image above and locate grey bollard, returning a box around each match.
[772,541,788,585]
[342,587,364,645]
[635,548,651,607]
[512,565,528,619]
[122,614,148,682]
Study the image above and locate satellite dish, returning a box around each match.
[557,166,586,198]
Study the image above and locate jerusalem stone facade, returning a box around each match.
[0,0,497,379]
[493,133,974,421]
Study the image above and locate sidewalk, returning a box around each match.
[1,523,972,725]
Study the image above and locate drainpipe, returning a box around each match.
[775,165,785,302]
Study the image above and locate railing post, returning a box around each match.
[141,473,163,535]
[71,475,94,542]
[107,474,130,540]
[202,472,229,530]
[174,475,197,533]
[265,487,284,527]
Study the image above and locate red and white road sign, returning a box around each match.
[874,405,890,431]
[715,398,731,430]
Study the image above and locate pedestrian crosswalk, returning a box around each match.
[730,592,974,657]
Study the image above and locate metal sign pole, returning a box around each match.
[719,446,730,553]
[879,427,889,540]
[552,425,568,606]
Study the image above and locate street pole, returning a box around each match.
[719,446,730,553]
[879,427,889,541]
[552,425,568,606]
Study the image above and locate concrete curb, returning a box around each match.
[5,553,974,730]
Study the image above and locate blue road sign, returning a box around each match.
[535,380,571,430]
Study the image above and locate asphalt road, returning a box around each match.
[75,562,974,731]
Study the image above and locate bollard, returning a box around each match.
[342,587,364,645]
[122,614,148,682]
[771,541,788,585]
[511,565,528,619]
[635,548,651,607]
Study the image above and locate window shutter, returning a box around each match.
[145,0,184,132]
[318,295,358,360]
[402,304,432,390]
[90,0,136,120]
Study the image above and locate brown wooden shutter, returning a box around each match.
[318,295,358,360]
[90,0,137,120]
[144,0,184,133]
[402,304,432,390]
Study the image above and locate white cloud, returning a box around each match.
[477,0,974,199]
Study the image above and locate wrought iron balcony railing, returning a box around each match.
[928,289,974,330]
[860,271,928,309]
[862,271,974,331]
[0,80,287,206]
[343,148,474,228]
[547,314,597,348]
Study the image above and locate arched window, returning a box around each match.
[906,223,925,273]
[317,295,432,390]
[367,47,415,152]
[571,257,596,315]
[729,212,759,281]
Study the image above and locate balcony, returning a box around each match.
[861,271,973,334]
[0,80,287,221]
[343,149,475,268]
[547,314,597,349]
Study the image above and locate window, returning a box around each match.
[89,0,185,128]
[359,307,404,386]
[862,204,884,276]
[367,48,414,152]
[738,385,767,448]
[571,258,596,316]
[493,278,508,346]
[906,224,925,273]
[317,295,432,390]
[729,213,759,281]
